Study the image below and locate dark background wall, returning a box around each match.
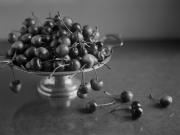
[0,0,180,40]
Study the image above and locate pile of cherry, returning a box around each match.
[83,91,173,120]
[5,12,113,94]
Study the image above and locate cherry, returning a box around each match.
[30,58,42,71]
[9,80,22,93]
[63,16,73,28]
[78,82,91,94]
[104,90,133,103]
[56,28,68,37]
[8,32,18,43]
[71,31,84,43]
[63,55,71,63]
[77,90,88,99]
[58,36,71,46]
[24,46,37,59]
[96,41,104,51]
[71,23,82,32]
[12,41,25,53]
[84,101,116,113]
[83,25,93,38]
[50,40,58,48]
[82,54,98,68]
[15,54,27,66]
[42,35,51,43]
[31,35,42,46]
[53,61,65,72]
[90,79,104,91]
[120,91,134,103]
[131,101,142,110]
[92,27,100,41]
[69,59,81,71]
[20,33,32,43]
[110,100,143,120]
[55,44,69,58]
[25,61,32,70]
[131,107,143,120]
[69,47,79,58]
[160,96,173,108]
[87,44,98,56]
[42,27,53,34]
[20,26,28,35]
[97,52,105,62]
[36,47,50,60]
[28,26,39,35]
[23,17,36,27]
[44,20,55,28]
[90,67,104,91]
[148,94,173,108]
[78,45,88,57]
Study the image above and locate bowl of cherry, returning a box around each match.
[1,12,123,107]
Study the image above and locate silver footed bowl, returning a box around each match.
[5,56,111,107]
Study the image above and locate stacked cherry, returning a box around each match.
[5,12,112,93]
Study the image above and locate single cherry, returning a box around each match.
[58,36,71,46]
[71,31,84,43]
[71,22,82,32]
[148,94,173,108]
[24,46,37,59]
[69,47,79,58]
[63,16,73,28]
[15,54,27,66]
[90,67,104,91]
[28,26,39,35]
[23,17,36,27]
[120,91,134,103]
[83,25,93,38]
[20,33,32,43]
[8,32,18,43]
[160,96,173,108]
[55,44,69,58]
[69,59,81,71]
[12,41,25,53]
[36,47,50,60]
[31,35,42,46]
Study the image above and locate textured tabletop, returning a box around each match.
[0,41,180,135]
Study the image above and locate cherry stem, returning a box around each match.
[31,12,42,26]
[104,91,113,96]
[81,69,85,85]
[93,67,98,80]
[70,64,86,79]
[99,62,111,70]
[49,64,69,78]
[110,106,131,113]
[148,94,159,102]
[10,65,16,81]
[57,11,73,34]
[97,101,116,107]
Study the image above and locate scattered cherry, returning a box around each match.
[160,96,173,108]
[120,90,134,103]
[148,94,173,108]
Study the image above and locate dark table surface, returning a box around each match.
[0,41,180,135]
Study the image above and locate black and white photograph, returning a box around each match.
[0,0,179,135]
